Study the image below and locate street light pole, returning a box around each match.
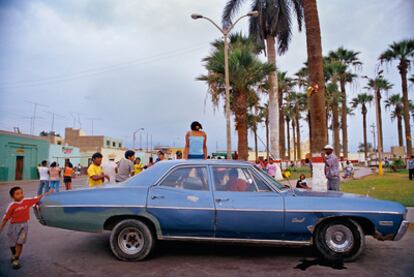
[191,11,258,159]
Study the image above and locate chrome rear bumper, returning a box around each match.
[33,205,46,225]
[394,220,409,241]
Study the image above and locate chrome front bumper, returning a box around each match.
[394,220,409,241]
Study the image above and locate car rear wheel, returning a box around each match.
[109,219,155,261]
[315,219,365,262]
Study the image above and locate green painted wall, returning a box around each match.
[0,133,49,181]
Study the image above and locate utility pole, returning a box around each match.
[87,118,101,135]
[132,128,144,149]
[25,101,48,135]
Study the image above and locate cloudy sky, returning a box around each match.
[0,0,413,153]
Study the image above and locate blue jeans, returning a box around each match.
[37,180,49,195]
[188,154,205,159]
[49,180,60,192]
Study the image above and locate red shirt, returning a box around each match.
[3,197,40,224]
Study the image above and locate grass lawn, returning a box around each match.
[341,170,414,207]
[284,166,311,180]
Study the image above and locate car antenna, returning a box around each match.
[282,169,296,196]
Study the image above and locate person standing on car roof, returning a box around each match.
[185,121,207,160]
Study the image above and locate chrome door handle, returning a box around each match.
[215,198,230,203]
[151,195,165,200]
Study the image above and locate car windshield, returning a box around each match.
[253,166,288,191]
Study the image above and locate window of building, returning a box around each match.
[119,143,122,148]
[106,140,110,146]
[112,142,116,147]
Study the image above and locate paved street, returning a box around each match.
[1,178,413,277]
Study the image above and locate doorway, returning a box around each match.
[15,156,24,180]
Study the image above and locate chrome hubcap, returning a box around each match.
[118,228,144,255]
[325,224,354,253]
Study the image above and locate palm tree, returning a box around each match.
[303,0,327,154]
[285,91,307,160]
[379,39,414,156]
[328,47,362,159]
[284,104,293,161]
[223,0,304,160]
[385,94,404,147]
[247,108,263,159]
[351,93,374,162]
[198,34,274,160]
[259,104,270,159]
[324,58,346,156]
[294,65,311,146]
[278,71,295,158]
[365,77,393,152]
[325,82,342,156]
[409,74,414,84]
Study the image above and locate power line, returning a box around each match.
[0,44,207,89]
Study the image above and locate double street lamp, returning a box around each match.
[133,128,144,150]
[191,11,259,159]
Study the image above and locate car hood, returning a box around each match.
[284,189,407,215]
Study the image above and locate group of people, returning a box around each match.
[36,160,77,195]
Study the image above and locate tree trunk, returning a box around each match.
[307,111,312,151]
[326,109,330,144]
[303,0,327,154]
[377,89,384,152]
[266,36,280,159]
[332,102,340,157]
[292,120,297,161]
[362,108,368,161]
[397,115,403,147]
[265,118,270,160]
[295,113,301,161]
[254,127,258,159]
[279,90,286,159]
[286,118,291,161]
[340,80,348,158]
[234,92,249,160]
[400,63,412,156]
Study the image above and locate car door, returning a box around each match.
[211,166,285,240]
[147,165,215,237]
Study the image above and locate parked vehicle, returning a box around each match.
[34,160,409,262]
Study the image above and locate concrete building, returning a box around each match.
[0,130,49,181]
[48,144,81,167]
[65,128,123,152]
[64,128,125,166]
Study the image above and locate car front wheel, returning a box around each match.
[109,219,155,261]
[315,219,365,262]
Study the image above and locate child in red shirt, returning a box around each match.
[0,186,43,269]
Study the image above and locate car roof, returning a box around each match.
[159,159,253,166]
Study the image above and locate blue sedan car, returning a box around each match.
[34,160,409,262]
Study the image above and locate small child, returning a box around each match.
[296,174,310,189]
[63,162,75,190]
[0,186,43,269]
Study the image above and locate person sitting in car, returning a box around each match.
[227,169,248,192]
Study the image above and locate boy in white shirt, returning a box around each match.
[37,160,49,196]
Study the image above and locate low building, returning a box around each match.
[48,144,82,167]
[0,130,49,181]
[65,128,124,166]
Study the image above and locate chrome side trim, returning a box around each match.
[285,210,404,215]
[43,204,145,208]
[158,235,312,246]
[394,220,409,241]
[147,206,214,211]
[216,208,284,212]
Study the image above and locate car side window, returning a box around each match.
[213,167,257,192]
[248,169,273,192]
[160,167,209,191]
